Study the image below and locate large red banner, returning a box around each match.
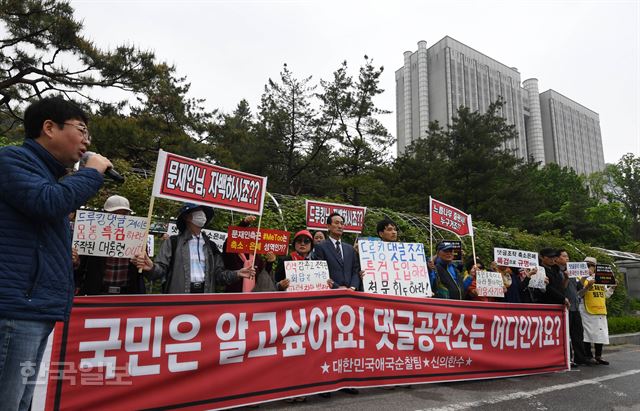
[305,200,367,233]
[430,197,473,237]
[152,150,267,215]
[45,292,568,411]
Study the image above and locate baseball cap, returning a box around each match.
[103,195,132,213]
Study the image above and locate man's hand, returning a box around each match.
[237,266,256,280]
[264,251,276,263]
[564,298,570,309]
[278,278,290,290]
[132,253,153,272]
[71,247,80,269]
[84,153,112,174]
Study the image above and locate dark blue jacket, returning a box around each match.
[0,139,103,321]
[312,238,360,289]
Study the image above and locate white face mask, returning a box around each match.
[190,210,207,228]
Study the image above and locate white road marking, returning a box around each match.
[417,369,640,411]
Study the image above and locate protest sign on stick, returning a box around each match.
[359,240,432,297]
[152,150,267,215]
[429,197,476,264]
[305,200,366,233]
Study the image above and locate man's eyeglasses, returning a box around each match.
[295,238,311,245]
[63,122,91,143]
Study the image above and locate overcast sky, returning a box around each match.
[72,0,639,164]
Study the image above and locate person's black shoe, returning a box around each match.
[595,358,609,365]
[319,392,331,398]
[570,361,579,368]
[340,388,359,395]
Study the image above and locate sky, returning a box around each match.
[71,0,640,164]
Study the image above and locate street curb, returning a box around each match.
[609,332,640,345]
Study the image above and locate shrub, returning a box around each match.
[608,316,640,334]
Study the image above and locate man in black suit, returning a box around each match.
[312,212,360,396]
[313,212,360,291]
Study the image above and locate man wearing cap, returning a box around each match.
[134,203,254,293]
[429,241,474,299]
[75,195,145,295]
[578,256,614,365]
[538,248,570,307]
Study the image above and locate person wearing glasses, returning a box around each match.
[0,97,112,410]
[274,230,315,291]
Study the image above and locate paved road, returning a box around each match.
[256,344,640,411]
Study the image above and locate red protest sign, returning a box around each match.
[44,293,568,411]
[430,197,473,237]
[152,150,267,215]
[305,200,367,233]
[225,226,290,255]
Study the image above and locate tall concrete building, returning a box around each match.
[396,36,605,174]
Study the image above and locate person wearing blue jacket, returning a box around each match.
[0,97,111,410]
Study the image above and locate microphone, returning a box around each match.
[80,152,125,183]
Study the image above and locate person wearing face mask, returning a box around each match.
[133,203,254,293]
[274,230,315,291]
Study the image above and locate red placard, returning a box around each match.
[305,200,367,233]
[225,226,290,255]
[430,197,473,237]
[152,150,267,215]
[44,292,568,411]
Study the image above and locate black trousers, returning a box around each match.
[584,342,604,358]
[569,310,587,363]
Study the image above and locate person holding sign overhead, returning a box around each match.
[578,256,615,365]
[133,203,255,293]
[75,195,146,295]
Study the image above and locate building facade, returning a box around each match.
[396,36,605,174]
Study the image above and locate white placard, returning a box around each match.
[147,234,155,257]
[567,262,589,279]
[285,260,330,292]
[166,223,227,252]
[528,266,547,290]
[476,271,505,297]
[493,247,538,269]
[72,210,148,258]
[359,240,432,297]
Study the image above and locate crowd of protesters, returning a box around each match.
[0,97,617,410]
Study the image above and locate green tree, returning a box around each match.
[255,64,331,194]
[0,0,162,134]
[608,153,640,240]
[319,57,394,205]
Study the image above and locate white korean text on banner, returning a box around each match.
[429,197,473,237]
[475,271,505,298]
[152,149,267,215]
[284,260,331,292]
[305,199,367,233]
[359,240,432,297]
[72,210,148,258]
[494,247,538,269]
[567,262,589,279]
[43,292,569,411]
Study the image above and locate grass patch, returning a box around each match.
[608,316,640,334]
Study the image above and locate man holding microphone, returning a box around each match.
[0,97,112,410]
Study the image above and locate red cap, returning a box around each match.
[293,230,313,241]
